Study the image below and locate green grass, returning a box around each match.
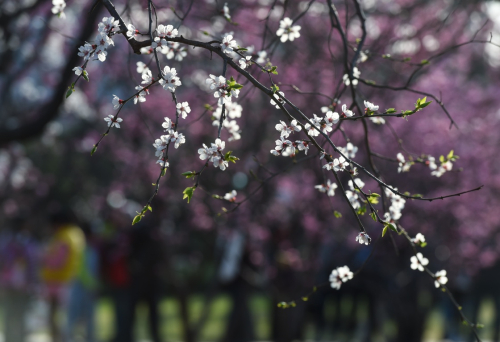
[1,294,499,341]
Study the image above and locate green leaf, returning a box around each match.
[439,155,445,163]
[365,79,376,85]
[269,66,278,75]
[370,212,377,221]
[236,47,248,52]
[132,215,142,225]
[224,151,239,163]
[402,110,414,115]
[420,59,430,65]
[90,145,97,156]
[447,150,454,160]
[66,83,75,98]
[161,168,167,176]
[387,222,398,232]
[386,108,396,114]
[82,70,89,82]
[181,171,197,178]
[476,323,485,329]
[204,104,214,111]
[227,155,239,163]
[271,84,279,93]
[147,205,152,212]
[420,101,432,108]
[382,225,388,237]
[367,193,380,204]
[403,57,411,62]
[334,210,342,218]
[212,194,221,199]
[357,206,367,216]
[183,186,195,203]
[420,242,427,248]
[301,297,308,301]
[202,30,209,35]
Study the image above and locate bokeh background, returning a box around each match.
[1,0,500,341]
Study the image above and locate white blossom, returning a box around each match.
[356,232,371,245]
[256,50,267,64]
[412,233,426,245]
[342,67,360,86]
[434,270,448,288]
[162,117,174,131]
[329,266,353,290]
[134,85,148,104]
[295,140,309,155]
[397,153,411,173]
[239,56,252,69]
[410,253,429,272]
[126,24,139,40]
[275,120,301,138]
[104,115,123,128]
[427,156,437,170]
[98,17,119,35]
[224,190,237,202]
[348,178,365,191]
[221,34,238,54]
[136,62,149,74]
[341,104,355,118]
[276,17,301,43]
[72,66,83,76]
[323,156,349,172]
[222,2,231,20]
[315,179,337,197]
[226,102,243,119]
[338,143,358,159]
[51,0,66,18]
[112,95,122,109]
[270,91,285,109]
[176,102,191,119]
[156,24,178,38]
[159,66,181,92]
[370,117,386,125]
[78,44,93,61]
[431,160,453,177]
[364,100,379,112]
[346,190,360,209]
[324,111,339,126]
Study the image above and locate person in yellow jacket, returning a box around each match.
[41,210,85,342]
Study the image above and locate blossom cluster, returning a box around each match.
[384,186,406,222]
[198,139,229,171]
[211,102,242,141]
[75,16,119,68]
[153,117,186,167]
[397,153,412,173]
[206,75,240,106]
[345,178,365,210]
[329,266,353,290]
[137,24,187,61]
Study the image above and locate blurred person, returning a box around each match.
[0,217,39,342]
[129,217,166,342]
[218,224,255,342]
[40,209,85,342]
[100,211,133,342]
[65,222,99,342]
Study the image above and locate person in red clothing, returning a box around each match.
[99,211,133,342]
